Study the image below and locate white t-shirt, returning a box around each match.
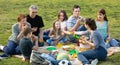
[60,20,67,30]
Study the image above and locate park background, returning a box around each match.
[0,0,120,65]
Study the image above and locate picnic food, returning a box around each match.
[57,53,69,60]
[39,38,43,42]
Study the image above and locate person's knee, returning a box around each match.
[38,42,44,47]
[46,39,51,45]
[4,48,14,55]
[77,53,83,59]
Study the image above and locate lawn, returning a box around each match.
[0,0,120,65]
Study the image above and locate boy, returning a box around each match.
[19,27,38,61]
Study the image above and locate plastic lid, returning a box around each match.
[46,46,56,51]
[69,49,79,55]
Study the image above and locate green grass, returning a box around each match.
[0,0,120,65]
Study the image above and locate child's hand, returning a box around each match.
[34,36,38,41]
[33,46,38,50]
[32,27,37,32]
[39,38,43,42]
[50,35,55,38]
[31,35,38,41]
[53,40,58,45]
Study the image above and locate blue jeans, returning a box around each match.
[37,35,44,47]
[78,25,87,31]
[104,36,119,48]
[3,40,21,55]
[43,30,50,42]
[77,46,107,64]
[46,37,67,46]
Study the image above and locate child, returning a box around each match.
[19,27,38,61]
[57,10,68,31]
[46,21,67,46]
[43,10,68,42]
[95,9,119,48]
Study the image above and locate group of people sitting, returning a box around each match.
[0,4,120,65]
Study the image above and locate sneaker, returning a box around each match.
[91,59,98,65]
[85,59,98,65]
[0,54,9,59]
[0,44,4,51]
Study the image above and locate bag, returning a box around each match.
[30,50,50,65]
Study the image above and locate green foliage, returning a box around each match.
[0,0,120,65]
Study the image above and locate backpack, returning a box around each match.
[30,50,50,65]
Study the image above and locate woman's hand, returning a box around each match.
[106,36,111,42]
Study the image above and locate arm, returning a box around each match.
[74,30,89,35]
[107,22,110,40]
[56,32,65,42]
[67,19,81,31]
[49,28,55,38]
[17,24,28,40]
[39,28,43,41]
[90,34,99,48]
[32,36,38,50]
[17,31,23,40]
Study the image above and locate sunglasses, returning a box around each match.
[32,12,37,13]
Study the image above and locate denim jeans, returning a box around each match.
[43,30,50,42]
[46,37,67,46]
[104,36,119,48]
[78,25,87,31]
[3,40,21,55]
[77,46,107,64]
[40,53,59,65]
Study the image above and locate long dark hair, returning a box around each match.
[57,10,68,21]
[85,18,97,30]
[97,9,108,21]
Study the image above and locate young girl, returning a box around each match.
[43,10,68,42]
[19,27,38,61]
[96,9,119,48]
[57,10,68,31]
[74,18,107,65]
[46,21,67,46]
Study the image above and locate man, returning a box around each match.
[27,5,44,46]
[66,5,86,43]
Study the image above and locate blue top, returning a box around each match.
[67,15,84,31]
[96,21,108,39]
[90,30,106,49]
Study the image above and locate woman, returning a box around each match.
[0,14,31,59]
[74,18,107,65]
[96,9,119,48]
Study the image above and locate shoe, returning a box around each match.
[85,59,98,65]
[0,44,4,51]
[0,54,9,59]
[91,59,98,65]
